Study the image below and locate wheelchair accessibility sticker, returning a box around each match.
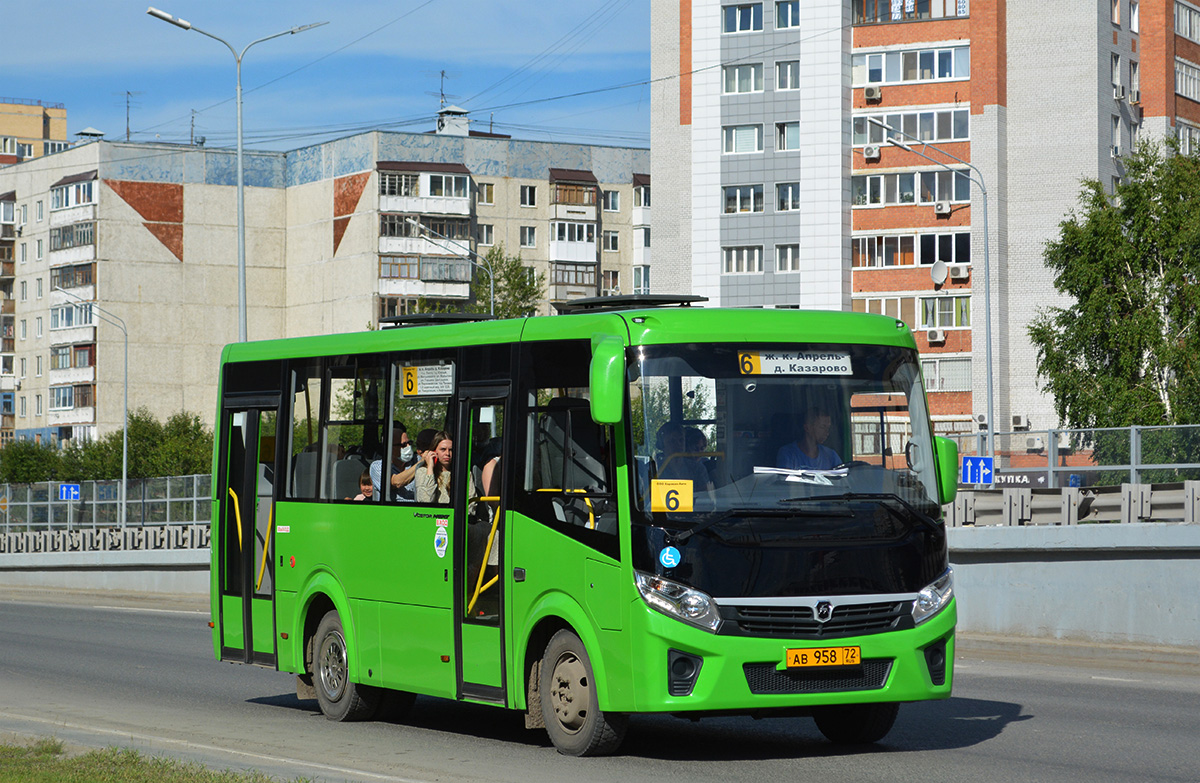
[659,546,681,568]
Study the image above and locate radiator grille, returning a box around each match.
[724,601,910,639]
[743,659,892,695]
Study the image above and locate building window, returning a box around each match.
[74,344,95,368]
[723,63,764,94]
[1176,58,1200,102]
[49,221,95,251]
[50,303,92,330]
[36,394,42,416]
[853,0,969,25]
[636,227,651,248]
[520,185,537,207]
[776,121,800,151]
[776,243,800,272]
[478,224,494,246]
[602,270,620,293]
[379,255,419,279]
[477,182,494,205]
[20,281,26,302]
[633,265,650,295]
[19,357,26,377]
[19,320,25,340]
[1179,2,1200,44]
[380,172,419,196]
[852,46,970,86]
[36,201,43,222]
[777,183,801,211]
[52,386,74,411]
[634,184,651,207]
[50,263,94,289]
[853,295,918,329]
[723,3,764,32]
[36,318,42,338]
[1112,54,1122,87]
[1131,0,1139,31]
[19,204,27,226]
[854,110,969,145]
[380,214,471,240]
[722,246,763,273]
[1112,115,1122,153]
[36,239,43,260]
[50,180,95,211]
[19,396,25,418]
[1112,0,1120,24]
[552,262,596,286]
[724,184,764,213]
[45,141,69,154]
[601,190,620,211]
[723,124,764,154]
[36,354,42,376]
[0,200,11,224]
[921,356,972,392]
[603,230,619,251]
[51,346,72,370]
[776,0,799,28]
[553,222,596,243]
[1180,121,1200,155]
[520,226,536,247]
[1130,61,1140,97]
[552,183,595,206]
[852,168,970,206]
[776,60,800,90]
[19,243,26,264]
[36,278,42,299]
[428,174,469,198]
[920,295,971,328]
[853,231,970,268]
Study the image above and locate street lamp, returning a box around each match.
[404,217,495,315]
[865,117,995,469]
[55,287,127,528]
[147,7,327,342]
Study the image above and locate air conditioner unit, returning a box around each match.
[864,85,883,102]
[934,201,952,215]
[863,145,881,161]
[1113,85,1126,101]
[1128,89,1140,105]
[1111,145,1121,158]
[975,413,988,429]
[1056,432,1074,452]
[601,287,620,297]
[1012,414,1030,430]
[1026,436,1045,451]
[926,328,946,344]
[948,264,969,280]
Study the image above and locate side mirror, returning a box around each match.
[934,436,958,505]
[589,335,625,425]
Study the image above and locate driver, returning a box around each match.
[777,407,842,470]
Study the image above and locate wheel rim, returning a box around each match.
[548,651,590,734]
[318,629,348,703]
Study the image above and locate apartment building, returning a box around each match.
[651,0,1200,438]
[0,113,649,444]
[0,98,69,165]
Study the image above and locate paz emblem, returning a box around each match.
[814,601,834,623]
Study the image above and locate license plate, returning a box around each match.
[785,646,861,668]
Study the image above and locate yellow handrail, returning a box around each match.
[227,488,243,552]
[467,497,501,615]
[534,487,595,528]
[255,503,273,592]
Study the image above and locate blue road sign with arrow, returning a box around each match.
[960,457,994,486]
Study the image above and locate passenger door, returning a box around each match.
[455,386,508,702]
[215,402,279,666]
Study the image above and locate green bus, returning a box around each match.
[211,296,959,756]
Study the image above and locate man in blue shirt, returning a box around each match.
[777,407,842,470]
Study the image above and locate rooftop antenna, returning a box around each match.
[422,69,460,108]
[116,91,144,141]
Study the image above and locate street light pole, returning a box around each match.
[404,217,495,315]
[866,117,995,468]
[147,8,327,342]
[55,287,127,528]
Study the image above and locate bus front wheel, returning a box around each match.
[313,610,379,722]
[539,629,628,756]
[812,702,899,744]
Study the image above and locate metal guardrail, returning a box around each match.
[948,482,1200,526]
[948,424,1200,488]
[0,474,211,533]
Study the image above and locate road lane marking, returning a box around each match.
[0,710,435,783]
[93,605,206,615]
[1091,676,1142,683]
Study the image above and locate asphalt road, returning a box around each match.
[1,594,1198,783]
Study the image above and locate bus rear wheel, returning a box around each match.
[813,702,899,745]
[539,629,627,756]
[313,610,379,722]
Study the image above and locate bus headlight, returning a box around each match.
[912,567,954,625]
[635,571,722,632]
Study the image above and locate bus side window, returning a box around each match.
[287,364,323,500]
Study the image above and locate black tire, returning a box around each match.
[539,629,628,756]
[313,609,379,722]
[813,702,899,745]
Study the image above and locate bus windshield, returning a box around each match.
[629,342,940,522]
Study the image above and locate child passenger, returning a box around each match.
[353,470,373,501]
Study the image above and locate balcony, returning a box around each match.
[0,261,13,278]
[50,406,95,426]
[549,240,597,264]
[379,194,471,216]
[49,365,95,385]
[0,299,13,315]
[378,255,472,301]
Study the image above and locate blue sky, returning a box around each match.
[7,0,651,150]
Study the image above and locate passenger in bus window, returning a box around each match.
[416,431,454,503]
[353,470,372,501]
[777,407,842,470]
[370,422,418,501]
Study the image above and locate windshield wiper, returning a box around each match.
[780,492,942,533]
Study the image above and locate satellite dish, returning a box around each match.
[930,259,948,285]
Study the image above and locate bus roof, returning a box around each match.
[219,307,916,365]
